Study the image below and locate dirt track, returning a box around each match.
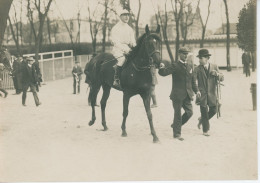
[0,68,257,181]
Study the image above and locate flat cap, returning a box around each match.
[178,47,190,54]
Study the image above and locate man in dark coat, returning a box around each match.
[11,56,23,94]
[194,49,224,136]
[242,51,251,77]
[72,60,83,94]
[21,57,41,106]
[159,47,198,141]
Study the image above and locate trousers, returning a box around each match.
[200,105,217,132]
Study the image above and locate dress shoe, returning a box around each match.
[22,104,26,106]
[36,102,42,107]
[203,132,210,136]
[151,104,158,108]
[174,134,184,141]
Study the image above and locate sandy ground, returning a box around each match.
[0,68,258,182]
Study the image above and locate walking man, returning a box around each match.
[21,57,41,106]
[11,55,23,94]
[72,60,83,94]
[194,49,224,136]
[110,8,136,87]
[159,47,198,141]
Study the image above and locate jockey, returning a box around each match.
[110,8,136,87]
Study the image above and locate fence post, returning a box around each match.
[52,53,55,81]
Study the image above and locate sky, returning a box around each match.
[9,0,249,31]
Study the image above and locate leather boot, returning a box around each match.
[113,65,121,87]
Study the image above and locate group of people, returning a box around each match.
[2,8,224,139]
[71,8,224,139]
[0,47,42,107]
[159,48,224,140]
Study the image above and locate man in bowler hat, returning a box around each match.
[21,57,41,106]
[194,49,224,136]
[159,47,198,141]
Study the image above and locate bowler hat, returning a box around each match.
[197,49,211,57]
[26,57,34,61]
[178,47,189,54]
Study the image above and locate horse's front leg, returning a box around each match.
[88,85,100,126]
[100,84,111,131]
[141,92,159,143]
[121,92,131,137]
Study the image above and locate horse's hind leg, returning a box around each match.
[100,84,111,131]
[141,93,159,143]
[89,85,101,126]
[121,92,131,137]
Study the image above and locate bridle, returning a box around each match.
[132,34,161,71]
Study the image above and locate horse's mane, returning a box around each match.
[127,32,161,60]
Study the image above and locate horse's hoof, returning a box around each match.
[121,132,127,137]
[89,120,95,126]
[153,137,159,143]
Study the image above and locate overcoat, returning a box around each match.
[159,61,198,101]
[193,63,224,107]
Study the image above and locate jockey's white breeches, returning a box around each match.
[113,50,126,67]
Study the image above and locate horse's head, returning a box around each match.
[0,50,12,72]
[143,24,161,68]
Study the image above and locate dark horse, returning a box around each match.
[85,25,161,142]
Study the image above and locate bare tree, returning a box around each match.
[180,0,200,46]
[102,0,109,52]
[8,1,24,54]
[223,0,231,71]
[156,0,174,63]
[198,0,211,48]
[0,0,13,47]
[27,0,53,62]
[87,0,105,54]
[55,0,82,59]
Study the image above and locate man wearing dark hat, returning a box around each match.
[159,47,198,141]
[72,60,83,94]
[21,57,41,106]
[194,49,224,136]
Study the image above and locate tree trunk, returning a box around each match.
[0,0,13,47]
[102,0,108,53]
[223,0,231,71]
[200,27,206,48]
[175,20,180,62]
[8,16,21,54]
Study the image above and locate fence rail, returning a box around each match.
[0,50,93,90]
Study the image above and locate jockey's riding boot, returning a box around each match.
[151,95,158,108]
[113,65,121,87]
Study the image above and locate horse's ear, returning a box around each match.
[145,25,150,34]
[156,25,160,33]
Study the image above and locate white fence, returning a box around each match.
[0,50,93,90]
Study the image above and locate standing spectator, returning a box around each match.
[242,51,251,77]
[11,55,23,94]
[150,65,158,108]
[72,60,83,94]
[159,47,198,141]
[21,57,41,107]
[194,49,224,136]
[32,60,42,92]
